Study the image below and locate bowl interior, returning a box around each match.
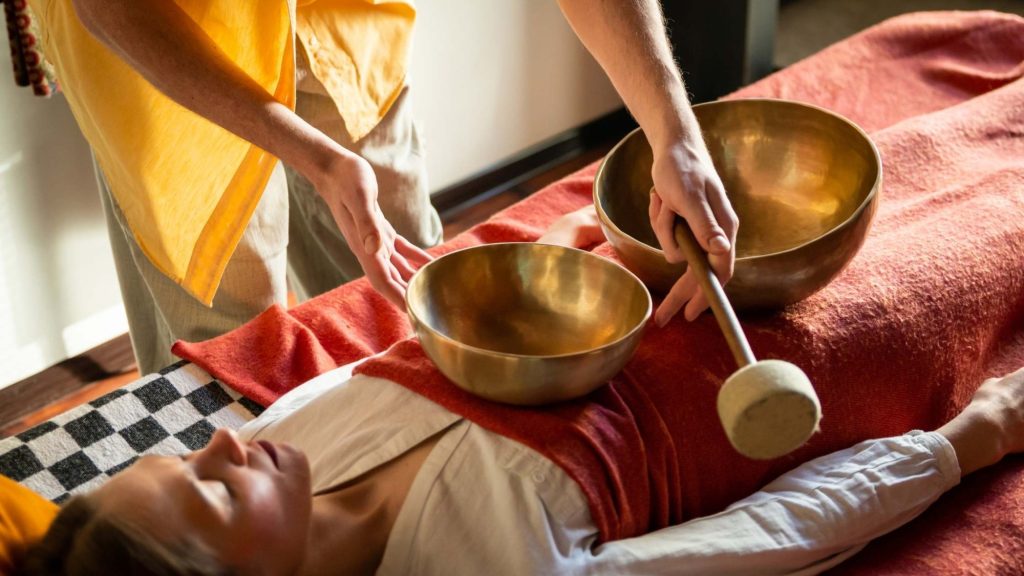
[598,99,879,258]
[407,243,651,357]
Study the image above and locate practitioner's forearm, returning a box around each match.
[555,0,699,151]
[70,0,342,185]
[557,0,739,326]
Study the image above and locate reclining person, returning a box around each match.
[15,348,1024,575]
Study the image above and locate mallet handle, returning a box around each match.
[673,220,757,369]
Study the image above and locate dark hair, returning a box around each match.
[16,495,227,576]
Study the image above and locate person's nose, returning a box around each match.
[192,428,248,470]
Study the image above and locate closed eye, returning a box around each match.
[198,480,232,507]
[178,455,233,517]
[192,478,233,523]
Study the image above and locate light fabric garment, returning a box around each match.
[29,0,294,304]
[296,0,416,141]
[29,0,414,303]
[97,162,290,374]
[240,359,961,576]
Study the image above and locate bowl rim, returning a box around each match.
[593,97,883,262]
[406,242,653,361]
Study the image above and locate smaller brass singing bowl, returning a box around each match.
[595,99,881,310]
[406,243,652,405]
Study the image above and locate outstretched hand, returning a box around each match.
[314,151,432,307]
[649,142,738,326]
[938,366,1024,477]
[537,205,604,249]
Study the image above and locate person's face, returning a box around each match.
[90,428,312,575]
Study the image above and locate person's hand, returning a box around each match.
[537,205,605,249]
[649,140,738,326]
[313,150,432,307]
[937,365,1024,477]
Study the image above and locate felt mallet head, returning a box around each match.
[717,359,821,460]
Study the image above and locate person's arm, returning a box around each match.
[71,0,429,307]
[556,0,738,326]
[935,367,1024,477]
[589,431,958,574]
[588,367,1024,574]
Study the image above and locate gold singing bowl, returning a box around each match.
[595,99,881,309]
[407,243,652,405]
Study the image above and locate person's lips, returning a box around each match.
[257,440,279,469]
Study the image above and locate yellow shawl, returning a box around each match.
[31,0,414,304]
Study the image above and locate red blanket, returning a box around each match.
[174,11,1024,573]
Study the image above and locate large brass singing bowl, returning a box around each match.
[407,243,652,405]
[595,99,881,310]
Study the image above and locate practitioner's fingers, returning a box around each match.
[704,178,738,286]
[655,268,699,327]
[394,235,433,269]
[650,191,684,264]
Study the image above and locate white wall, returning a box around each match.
[0,1,622,388]
[0,73,127,389]
[409,1,622,190]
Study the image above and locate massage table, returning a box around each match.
[3,11,1024,575]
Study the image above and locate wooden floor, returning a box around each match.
[0,145,612,438]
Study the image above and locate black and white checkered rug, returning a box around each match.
[0,361,262,503]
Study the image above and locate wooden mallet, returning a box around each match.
[673,218,821,459]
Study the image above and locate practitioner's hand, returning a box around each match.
[313,150,432,307]
[649,140,738,326]
[937,366,1024,477]
[538,205,605,249]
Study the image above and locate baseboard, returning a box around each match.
[432,107,637,219]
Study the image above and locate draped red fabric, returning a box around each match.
[174,11,1024,571]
